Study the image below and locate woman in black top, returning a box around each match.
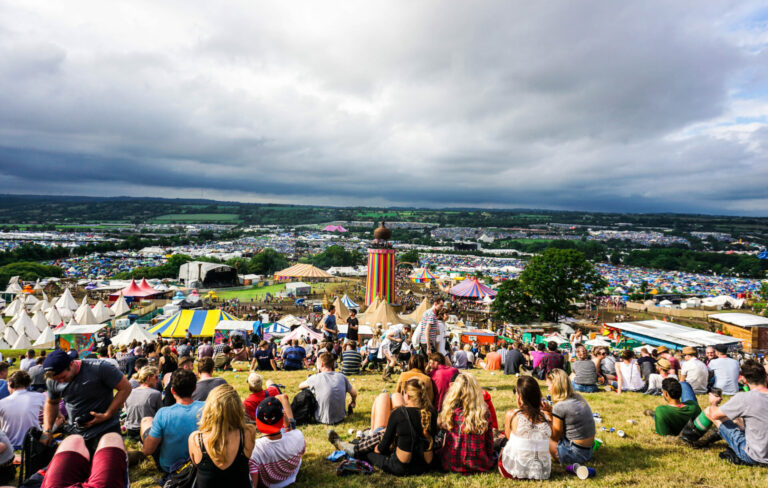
[367,378,438,476]
[158,345,178,377]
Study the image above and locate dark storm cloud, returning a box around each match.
[0,1,766,214]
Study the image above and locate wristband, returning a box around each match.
[289,419,296,430]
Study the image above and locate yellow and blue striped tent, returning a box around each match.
[148,310,237,337]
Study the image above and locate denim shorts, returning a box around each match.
[557,438,594,465]
[719,421,758,465]
[572,382,600,393]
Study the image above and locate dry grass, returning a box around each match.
[128,368,768,488]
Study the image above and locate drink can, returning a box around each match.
[608,428,615,433]
[594,417,602,424]
[593,438,603,451]
[617,430,626,438]
[565,463,581,475]
[627,419,638,425]
[576,466,596,479]
[348,428,355,435]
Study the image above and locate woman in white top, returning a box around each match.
[613,350,645,393]
[436,311,448,357]
[499,375,551,480]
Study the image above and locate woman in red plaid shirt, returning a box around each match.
[437,373,495,474]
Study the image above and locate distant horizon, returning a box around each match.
[0,192,765,219]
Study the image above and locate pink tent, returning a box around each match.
[138,278,157,293]
[323,225,348,233]
[281,325,323,343]
[109,279,160,299]
[449,278,497,298]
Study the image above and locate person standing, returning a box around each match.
[419,298,444,355]
[321,305,338,342]
[346,309,359,344]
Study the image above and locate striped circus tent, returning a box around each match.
[274,263,333,280]
[340,294,359,309]
[449,278,497,298]
[410,268,437,283]
[148,310,238,337]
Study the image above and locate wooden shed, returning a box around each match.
[708,313,768,352]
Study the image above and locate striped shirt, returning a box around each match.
[341,350,362,376]
[419,308,439,345]
[249,429,305,487]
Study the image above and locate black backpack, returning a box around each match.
[19,427,58,488]
[290,389,318,426]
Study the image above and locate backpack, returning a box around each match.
[291,388,318,426]
[19,427,58,488]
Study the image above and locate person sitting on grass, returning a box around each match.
[482,344,502,371]
[365,378,437,476]
[298,352,357,425]
[249,395,305,487]
[39,432,127,488]
[542,369,595,466]
[645,358,677,395]
[213,345,233,371]
[395,354,435,407]
[341,341,362,376]
[282,339,307,371]
[437,373,494,474]
[251,341,278,372]
[192,357,228,402]
[612,349,645,394]
[645,377,701,436]
[427,352,459,411]
[243,372,281,422]
[187,384,257,488]
[141,369,204,476]
[124,366,162,441]
[0,428,15,484]
[498,375,551,480]
[700,359,768,466]
[571,345,599,393]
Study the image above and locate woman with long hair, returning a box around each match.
[188,384,256,488]
[613,349,645,393]
[543,369,596,466]
[158,345,178,378]
[124,366,161,440]
[437,373,494,474]
[365,378,437,475]
[498,376,552,480]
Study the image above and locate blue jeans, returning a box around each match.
[719,421,758,465]
[680,381,696,404]
[557,437,594,465]
[572,381,599,393]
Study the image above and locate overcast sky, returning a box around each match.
[1,1,767,215]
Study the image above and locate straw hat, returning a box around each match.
[681,346,698,356]
[656,345,669,354]
[656,358,672,370]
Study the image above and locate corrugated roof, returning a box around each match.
[607,320,741,348]
[709,313,768,328]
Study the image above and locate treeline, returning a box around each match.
[487,239,608,262]
[0,262,64,289]
[622,248,767,278]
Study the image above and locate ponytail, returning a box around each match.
[404,378,433,450]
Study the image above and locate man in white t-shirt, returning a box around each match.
[19,350,37,372]
[0,371,46,447]
[250,395,306,488]
[708,346,740,395]
[680,347,709,394]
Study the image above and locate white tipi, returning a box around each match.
[56,288,78,311]
[32,311,50,333]
[46,307,63,327]
[111,296,131,317]
[75,303,97,326]
[33,327,56,349]
[12,334,33,350]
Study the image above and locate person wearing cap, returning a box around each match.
[298,352,357,425]
[41,349,131,452]
[646,377,701,436]
[680,346,709,394]
[656,346,680,376]
[645,358,678,395]
[249,395,305,487]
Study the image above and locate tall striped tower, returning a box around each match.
[366,222,396,306]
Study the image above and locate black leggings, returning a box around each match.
[366,452,431,476]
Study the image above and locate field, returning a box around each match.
[129,368,767,488]
[150,214,242,223]
[212,282,346,301]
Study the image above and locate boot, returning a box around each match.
[328,430,355,457]
[694,427,721,448]
[382,366,393,383]
[679,419,705,446]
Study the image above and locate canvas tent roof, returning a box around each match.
[56,289,78,311]
[92,301,113,323]
[215,321,259,332]
[75,304,98,326]
[274,263,333,279]
[45,307,63,326]
[112,279,158,298]
[362,300,407,327]
[12,334,32,350]
[33,327,55,349]
[449,278,497,298]
[148,310,237,337]
[263,322,290,336]
[111,323,156,346]
[277,315,304,328]
[111,296,131,317]
[54,324,107,335]
[340,294,359,309]
[333,297,350,323]
[607,320,742,350]
[404,298,431,323]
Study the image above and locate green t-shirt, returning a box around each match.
[654,400,701,436]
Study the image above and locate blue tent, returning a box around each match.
[340,294,359,309]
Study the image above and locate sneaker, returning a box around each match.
[719,447,747,465]
[328,430,343,450]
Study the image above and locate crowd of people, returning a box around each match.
[0,311,764,488]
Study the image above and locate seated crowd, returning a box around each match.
[0,326,764,488]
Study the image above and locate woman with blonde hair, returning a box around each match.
[124,366,161,440]
[437,373,494,474]
[188,384,257,488]
[365,377,438,475]
[542,368,595,466]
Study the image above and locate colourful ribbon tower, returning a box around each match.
[366,221,396,306]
